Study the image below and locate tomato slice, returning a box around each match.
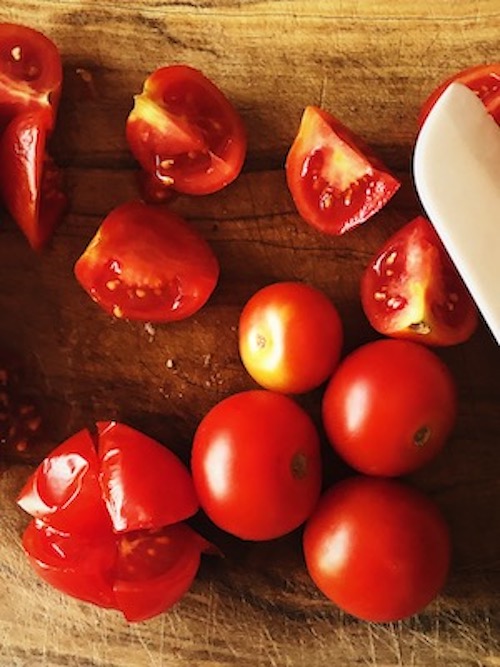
[114,523,210,622]
[97,421,199,533]
[0,23,62,128]
[419,63,500,127]
[285,106,400,235]
[17,429,112,537]
[74,200,220,323]
[360,216,478,346]
[0,108,67,250]
[126,65,247,195]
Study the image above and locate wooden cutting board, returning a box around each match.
[1,1,500,665]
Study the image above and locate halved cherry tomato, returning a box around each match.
[0,23,62,128]
[74,200,219,322]
[285,106,400,235]
[18,422,199,535]
[191,390,322,540]
[322,339,457,477]
[303,476,451,622]
[126,65,246,196]
[360,216,478,346]
[238,281,343,394]
[0,108,66,250]
[419,63,500,127]
[23,519,211,621]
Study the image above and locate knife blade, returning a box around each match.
[413,81,500,344]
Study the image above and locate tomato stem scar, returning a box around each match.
[291,452,308,479]
[413,425,431,447]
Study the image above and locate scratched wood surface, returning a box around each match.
[1,1,500,665]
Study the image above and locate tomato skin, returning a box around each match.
[96,421,199,533]
[361,216,478,346]
[0,108,66,249]
[191,390,322,541]
[322,339,457,477]
[74,200,219,323]
[285,106,400,235]
[238,281,343,394]
[0,23,62,128]
[126,65,246,196]
[419,63,500,127]
[303,476,451,622]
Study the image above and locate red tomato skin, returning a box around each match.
[0,23,62,128]
[191,390,322,541]
[17,429,112,537]
[74,200,219,323]
[126,64,246,196]
[285,106,400,235]
[238,281,343,394]
[322,339,457,476]
[361,216,478,346]
[0,108,66,249]
[96,421,199,533]
[419,63,500,127]
[303,476,451,622]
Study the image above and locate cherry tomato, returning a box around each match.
[0,23,62,128]
[23,519,211,621]
[126,65,246,196]
[285,106,400,235]
[18,421,199,535]
[361,216,478,346]
[322,339,457,476]
[0,108,66,250]
[74,200,219,322]
[191,390,322,540]
[303,476,451,622]
[238,282,343,394]
[419,63,500,127]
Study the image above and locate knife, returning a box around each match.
[413,81,500,344]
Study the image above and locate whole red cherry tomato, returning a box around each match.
[0,23,62,128]
[191,390,322,540]
[303,476,451,622]
[361,216,478,346]
[322,339,457,476]
[126,65,246,196]
[0,108,67,250]
[419,63,500,127]
[74,200,219,322]
[18,422,210,621]
[285,106,400,235]
[238,281,343,394]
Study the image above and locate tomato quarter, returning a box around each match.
[322,339,457,476]
[191,390,322,541]
[126,65,246,196]
[303,476,451,622]
[285,106,400,235]
[361,216,478,346]
[238,281,343,394]
[74,200,220,323]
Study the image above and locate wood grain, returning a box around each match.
[0,1,500,665]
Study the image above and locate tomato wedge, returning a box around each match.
[0,23,62,128]
[0,108,66,249]
[285,106,400,235]
[126,65,246,195]
[360,216,478,346]
[419,63,500,127]
[74,200,220,323]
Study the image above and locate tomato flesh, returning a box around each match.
[419,63,500,127]
[303,477,451,622]
[361,216,478,345]
[126,65,246,195]
[74,200,219,323]
[285,106,400,235]
[322,339,457,477]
